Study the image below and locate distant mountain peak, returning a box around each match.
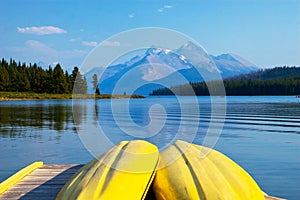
[145,47,172,56]
[174,41,212,68]
[180,41,199,50]
[85,42,260,95]
[215,53,244,62]
[212,53,257,68]
[227,53,256,67]
[146,47,162,55]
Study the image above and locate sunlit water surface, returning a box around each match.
[0,96,299,199]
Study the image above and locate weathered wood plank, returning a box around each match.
[0,191,60,200]
[0,164,82,200]
[9,184,64,190]
[10,180,69,185]
[2,190,60,196]
[25,173,74,177]
[0,162,43,195]
[29,169,80,174]
[40,164,83,169]
[24,174,74,180]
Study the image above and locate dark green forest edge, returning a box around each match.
[0,58,144,100]
[151,66,300,96]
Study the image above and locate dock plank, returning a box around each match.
[0,164,83,200]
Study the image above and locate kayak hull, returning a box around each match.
[56,140,159,200]
[153,140,265,200]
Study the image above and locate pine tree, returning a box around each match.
[7,61,18,91]
[53,64,67,93]
[72,67,88,94]
[64,70,72,93]
[92,74,100,95]
[0,65,10,91]
[82,76,88,94]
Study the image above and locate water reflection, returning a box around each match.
[0,101,87,139]
[0,97,299,199]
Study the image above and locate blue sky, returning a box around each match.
[0,0,299,70]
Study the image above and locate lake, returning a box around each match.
[0,96,299,199]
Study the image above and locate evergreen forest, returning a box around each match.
[0,58,87,94]
[150,66,300,96]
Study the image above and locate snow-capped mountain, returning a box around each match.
[85,42,259,95]
[175,41,212,65]
[211,53,258,77]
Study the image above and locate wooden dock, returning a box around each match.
[0,164,83,200]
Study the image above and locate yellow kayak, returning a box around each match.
[56,140,159,200]
[57,139,282,200]
[152,140,265,200]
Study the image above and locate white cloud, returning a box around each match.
[17,26,67,35]
[157,5,173,13]
[82,40,121,47]
[164,5,173,9]
[157,8,164,12]
[69,38,81,42]
[100,41,121,47]
[82,41,98,47]
[128,13,135,18]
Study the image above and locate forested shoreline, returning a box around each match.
[1,58,299,97]
[150,66,300,96]
[0,58,87,94]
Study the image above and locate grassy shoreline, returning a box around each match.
[0,92,145,100]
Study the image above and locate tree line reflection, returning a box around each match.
[0,102,88,139]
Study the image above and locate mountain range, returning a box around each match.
[86,42,259,95]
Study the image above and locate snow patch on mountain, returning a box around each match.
[141,63,177,81]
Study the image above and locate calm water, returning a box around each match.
[0,96,299,199]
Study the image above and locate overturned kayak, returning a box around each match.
[57,140,283,200]
[56,140,159,200]
[152,140,265,200]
